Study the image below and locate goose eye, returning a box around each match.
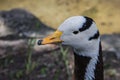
[73,31,79,34]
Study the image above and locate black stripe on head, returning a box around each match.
[89,31,100,40]
[79,16,93,32]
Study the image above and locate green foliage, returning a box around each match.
[60,45,71,80]
[53,69,60,80]
[40,67,47,75]
[25,38,37,74]
[36,22,41,29]
[16,70,24,79]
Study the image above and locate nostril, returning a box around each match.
[50,37,55,40]
[37,40,43,45]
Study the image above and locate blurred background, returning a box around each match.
[0,0,120,34]
[0,0,120,80]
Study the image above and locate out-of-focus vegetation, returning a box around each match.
[0,0,120,34]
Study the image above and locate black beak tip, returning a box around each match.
[37,40,43,45]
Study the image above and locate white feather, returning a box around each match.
[57,16,100,80]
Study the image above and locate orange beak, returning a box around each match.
[38,30,63,45]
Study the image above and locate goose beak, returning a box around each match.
[38,30,63,45]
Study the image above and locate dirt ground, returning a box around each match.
[0,46,120,80]
[0,50,67,80]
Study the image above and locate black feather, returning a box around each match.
[79,16,93,32]
[89,31,100,40]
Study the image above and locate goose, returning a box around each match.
[38,16,103,80]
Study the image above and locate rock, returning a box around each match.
[0,39,28,58]
[0,8,54,38]
[101,34,120,59]
[0,17,14,37]
[0,8,57,58]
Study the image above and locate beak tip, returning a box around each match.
[37,40,43,45]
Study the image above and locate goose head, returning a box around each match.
[38,16,100,56]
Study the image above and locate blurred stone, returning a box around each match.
[0,39,28,58]
[0,17,14,37]
[0,8,54,38]
[0,8,56,58]
[101,34,120,59]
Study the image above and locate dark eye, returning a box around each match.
[73,31,79,34]
[83,24,87,27]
